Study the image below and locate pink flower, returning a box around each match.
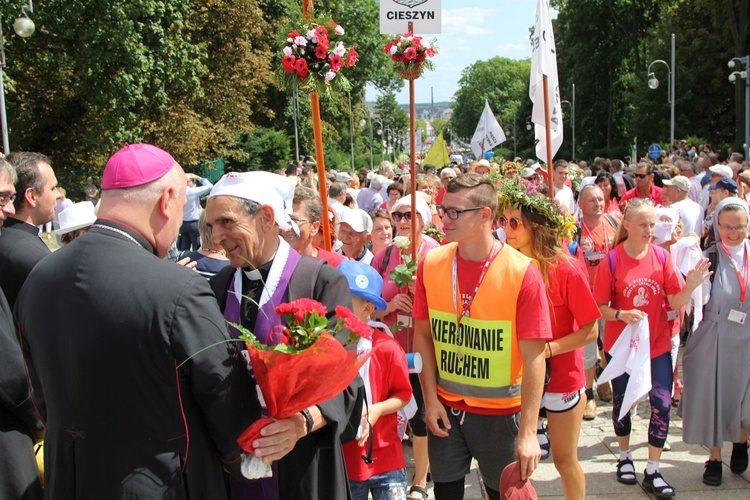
[334,25,345,36]
[324,71,337,82]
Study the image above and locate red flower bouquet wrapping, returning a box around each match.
[234,300,372,471]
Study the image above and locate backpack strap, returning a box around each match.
[380,244,395,275]
[653,244,667,267]
[705,243,718,285]
[288,255,325,301]
[604,214,620,230]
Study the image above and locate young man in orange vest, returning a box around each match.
[413,173,551,500]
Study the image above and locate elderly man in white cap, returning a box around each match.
[337,208,374,264]
[15,144,260,499]
[662,175,704,235]
[205,171,364,500]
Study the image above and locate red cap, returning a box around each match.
[101,144,175,189]
[499,461,538,499]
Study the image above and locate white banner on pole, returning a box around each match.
[529,0,563,162]
[470,100,506,158]
[380,0,442,34]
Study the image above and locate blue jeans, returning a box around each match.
[350,467,407,500]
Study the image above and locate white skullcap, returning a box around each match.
[391,195,432,228]
[208,171,297,231]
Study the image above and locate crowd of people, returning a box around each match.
[0,142,748,500]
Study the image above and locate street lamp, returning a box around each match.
[0,1,36,155]
[728,55,750,160]
[647,33,676,150]
[560,83,575,160]
[355,104,374,171]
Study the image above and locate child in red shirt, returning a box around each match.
[339,260,413,500]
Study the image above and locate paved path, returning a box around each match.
[404,397,750,499]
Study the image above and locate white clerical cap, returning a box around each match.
[208,171,297,231]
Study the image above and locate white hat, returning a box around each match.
[709,165,733,179]
[391,195,431,228]
[339,208,373,234]
[336,172,353,183]
[57,201,96,235]
[662,175,691,193]
[208,171,297,231]
[521,167,536,179]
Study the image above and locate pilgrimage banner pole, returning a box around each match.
[303,0,332,250]
[408,21,418,263]
[543,75,554,199]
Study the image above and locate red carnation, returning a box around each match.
[403,47,417,61]
[315,43,329,60]
[426,47,436,58]
[287,30,300,39]
[346,47,358,67]
[329,54,344,72]
[392,53,403,62]
[282,55,296,73]
[335,306,372,340]
[416,51,426,63]
[412,36,423,48]
[294,58,309,79]
[384,42,395,54]
[315,26,328,39]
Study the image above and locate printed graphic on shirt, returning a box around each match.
[623,278,662,308]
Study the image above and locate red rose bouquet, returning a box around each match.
[233,299,372,478]
[384,32,437,80]
[280,19,358,95]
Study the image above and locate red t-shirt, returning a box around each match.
[314,246,345,267]
[620,185,663,206]
[592,244,682,358]
[342,330,412,481]
[545,258,602,393]
[576,217,618,288]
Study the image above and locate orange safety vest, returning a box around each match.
[423,242,533,411]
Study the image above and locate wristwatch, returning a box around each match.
[615,309,622,321]
[300,408,314,435]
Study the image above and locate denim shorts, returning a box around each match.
[349,467,407,500]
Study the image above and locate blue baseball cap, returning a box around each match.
[710,178,738,193]
[338,260,388,311]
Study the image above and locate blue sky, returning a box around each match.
[366,0,541,104]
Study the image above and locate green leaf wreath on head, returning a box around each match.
[497,179,577,240]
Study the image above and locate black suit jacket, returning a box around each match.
[0,217,50,310]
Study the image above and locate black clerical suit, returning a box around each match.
[15,220,261,499]
[211,255,364,500]
[0,217,50,309]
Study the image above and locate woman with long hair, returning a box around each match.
[595,172,622,218]
[681,198,750,487]
[593,200,709,498]
[499,181,601,499]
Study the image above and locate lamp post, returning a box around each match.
[728,55,750,160]
[647,33,676,150]
[560,83,575,160]
[348,92,355,169]
[0,1,35,155]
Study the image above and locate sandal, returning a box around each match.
[408,485,429,500]
[642,469,675,498]
[616,458,637,485]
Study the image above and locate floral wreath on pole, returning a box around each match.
[279,18,358,95]
[385,32,437,80]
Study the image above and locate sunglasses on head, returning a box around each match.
[391,211,413,222]
[498,216,523,230]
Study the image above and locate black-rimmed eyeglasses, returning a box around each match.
[436,205,484,220]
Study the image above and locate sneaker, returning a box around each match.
[730,440,749,474]
[642,469,676,498]
[537,425,550,460]
[597,381,613,402]
[703,460,722,486]
[583,398,596,420]
[662,439,671,452]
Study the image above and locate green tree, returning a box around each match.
[230,127,292,172]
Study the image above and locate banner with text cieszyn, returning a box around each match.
[380,0,442,35]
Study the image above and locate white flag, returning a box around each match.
[529,0,563,162]
[470,100,506,158]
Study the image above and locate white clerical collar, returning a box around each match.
[231,237,290,307]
